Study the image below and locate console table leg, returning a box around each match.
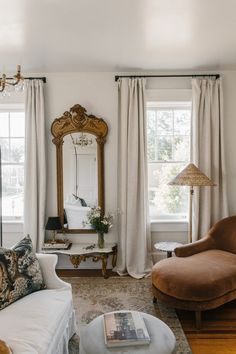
[112,249,117,268]
[101,255,108,279]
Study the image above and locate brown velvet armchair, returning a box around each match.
[152,216,236,329]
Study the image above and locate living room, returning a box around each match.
[0,1,236,353]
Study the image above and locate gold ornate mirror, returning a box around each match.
[51,104,108,233]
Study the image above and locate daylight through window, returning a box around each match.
[147,102,191,221]
[0,108,25,221]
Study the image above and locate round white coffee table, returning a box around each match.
[80,311,176,354]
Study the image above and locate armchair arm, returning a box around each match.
[174,235,216,257]
[36,253,71,290]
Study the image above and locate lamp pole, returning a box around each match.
[189,186,194,243]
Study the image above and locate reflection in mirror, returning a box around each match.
[63,132,98,230]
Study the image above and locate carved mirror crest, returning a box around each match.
[51,104,108,233]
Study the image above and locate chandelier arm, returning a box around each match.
[0,65,23,91]
[5,75,22,86]
[6,81,19,86]
[0,81,5,92]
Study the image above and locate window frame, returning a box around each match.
[0,104,25,222]
[147,100,192,223]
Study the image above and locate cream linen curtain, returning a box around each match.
[192,78,228,240]
[117,78,153,279]
[23,80,46,251]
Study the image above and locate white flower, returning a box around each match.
[85,206,114,232]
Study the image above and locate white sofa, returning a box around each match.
[0,254,77,354]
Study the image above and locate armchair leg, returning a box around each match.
[195,311,201,330]
[153,296,157,303]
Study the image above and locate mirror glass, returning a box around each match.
[63,132,98,230]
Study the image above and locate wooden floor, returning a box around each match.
[177,300,236,354]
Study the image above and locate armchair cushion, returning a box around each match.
[152,249,236,301]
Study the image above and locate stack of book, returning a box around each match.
[42,241,72,250]
[103,311,151,348]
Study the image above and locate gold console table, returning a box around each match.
[43,243,117,278]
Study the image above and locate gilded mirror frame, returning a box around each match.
[51,104,108,233]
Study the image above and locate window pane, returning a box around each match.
[148,163,188,220]
[147,109,156,123]
[2,165,24,219]
[0,138,10,162]
[173,136,190,161]
[147,110,157,161]
[157,110,173,135]
[10,112,25,137]
[10,138,24,163]
[174,110,191,135]
[0,112,9,137]
[157,136,172,161]
[147,137,156,161]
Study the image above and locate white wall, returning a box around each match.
[3,71,236,268]
[45,73,118,241]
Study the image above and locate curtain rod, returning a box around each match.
[2,77,47,83]
[115,74,220,82]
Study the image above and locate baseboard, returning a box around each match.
[56,268,118,277]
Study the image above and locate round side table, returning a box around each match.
[80,311,176,354]
[154,242,183,258]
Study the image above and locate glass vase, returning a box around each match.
[97,232,104,249]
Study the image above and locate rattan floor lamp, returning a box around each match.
[168,163,215,243]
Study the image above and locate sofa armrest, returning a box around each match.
[174,235,216,257]
[36,253,71,290]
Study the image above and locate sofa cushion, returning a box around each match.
[152,249,236,302]
[0,288,73,354]
[0,235,45,310]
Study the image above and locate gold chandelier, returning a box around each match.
[0,65,24,93]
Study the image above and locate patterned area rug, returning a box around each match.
[68,276,192,354]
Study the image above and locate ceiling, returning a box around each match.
[1,0,236,73]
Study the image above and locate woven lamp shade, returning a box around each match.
[168,163,215,187]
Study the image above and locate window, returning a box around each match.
[0,106,25,221]
[147,102,191,221]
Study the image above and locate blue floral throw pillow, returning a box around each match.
[0,235,45,310]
